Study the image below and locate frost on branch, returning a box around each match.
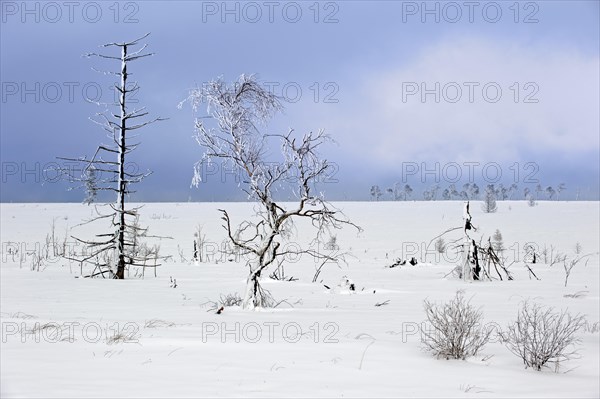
[185,74,361,309]
[501,301,586,371]
[421,291,492,360]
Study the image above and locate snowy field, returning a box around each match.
[1,201,599,398]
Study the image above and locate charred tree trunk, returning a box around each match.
[115,43,128,279]
[472,239,481,280]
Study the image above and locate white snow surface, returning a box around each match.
[1,201,599,398]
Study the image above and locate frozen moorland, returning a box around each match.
[1,200,599,398]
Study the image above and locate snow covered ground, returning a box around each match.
[1,201,599,398]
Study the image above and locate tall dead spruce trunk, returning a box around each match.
[462,201,475,280]
[185,75,361,309]
[59,33,165,279]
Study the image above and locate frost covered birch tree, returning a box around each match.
[58,33,165,279]
[184,74,360,309]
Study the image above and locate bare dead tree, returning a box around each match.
[460,204,514,281]
[57,33,165,279]
[431,203,514,282]
[184,74,360,309]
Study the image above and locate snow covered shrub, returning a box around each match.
[501,301,586,371]
[421,291,492,360]
[206,293,246,313]
[106,330,140,345]
[218,293,244,307]
[144,319,176,328]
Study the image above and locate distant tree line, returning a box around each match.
[370,182,568,201]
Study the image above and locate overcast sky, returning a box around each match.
[1,0,598,202]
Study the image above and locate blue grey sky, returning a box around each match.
[1,0,598,202]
